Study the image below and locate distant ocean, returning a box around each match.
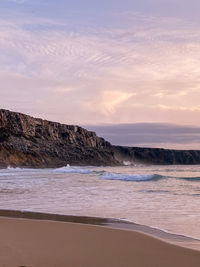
[0,164,200,240]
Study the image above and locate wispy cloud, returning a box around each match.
[7,0,27,3]
[0,7,200,125]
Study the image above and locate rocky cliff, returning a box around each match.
[0,109,200,168]
[113,146,200,165]
[0,109,117,167]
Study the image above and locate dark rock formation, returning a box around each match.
[0,109,200,168]
[113,146,200,165]
[0,109,117,167]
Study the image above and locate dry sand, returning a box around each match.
[0,216,200,267]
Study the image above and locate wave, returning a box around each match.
[3,165,200,183]
[0,167,38,176]
[5,167,43,172]
[53,165,94,174]
[101,172,163,182]
[53,166,165,182]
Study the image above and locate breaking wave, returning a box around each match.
[101,172,163,182]
[53,165,94,174]
[2,165,200,183]
[53,166,164,181]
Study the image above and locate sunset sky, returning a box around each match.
[0,0,200,130]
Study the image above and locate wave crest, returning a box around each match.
[53,166,164,182]
[54,165,94,174]
[101,172,163,182]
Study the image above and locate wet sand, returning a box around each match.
[0,210,200,267]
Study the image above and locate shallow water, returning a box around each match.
[0,165,200,239]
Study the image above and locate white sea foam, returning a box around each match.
[123,161,132,166]
[6,167,37,172]
[0,167,27,176]
[54,165,94,174]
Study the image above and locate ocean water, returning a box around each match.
[0,165,200,240]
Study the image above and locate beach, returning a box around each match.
[1,0,200,265]
[1,165,200,241]
[1,166,200,266]
[0,212,200,267]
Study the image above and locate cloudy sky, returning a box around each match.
[0,0,200,130]
[86,123,200,149]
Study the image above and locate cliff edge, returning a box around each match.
[0,109,200,168]
[0,109,117,167]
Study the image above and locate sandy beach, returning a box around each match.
[0,212,200,267]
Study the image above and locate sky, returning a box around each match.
[0,0,200,131]
[86,123,200,149]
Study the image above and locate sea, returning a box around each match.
[0,164,200,240]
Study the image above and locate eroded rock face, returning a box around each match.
[0,109,118,167]
[112,146,200,165]
[0,109,200,168]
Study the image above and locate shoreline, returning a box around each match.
[0,209,200,251]
[0,212,200,266]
